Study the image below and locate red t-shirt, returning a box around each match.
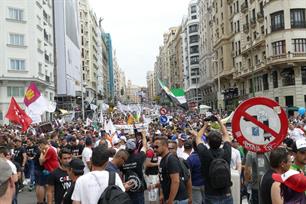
[43,147,59,172]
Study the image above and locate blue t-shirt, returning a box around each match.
[187,152,205,187]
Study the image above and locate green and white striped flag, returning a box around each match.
[158,79,187,107]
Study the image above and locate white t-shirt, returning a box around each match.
[82,147,92,174]
[180,152,189,160]
[71,170,125,204]
[177,146,185,158]
[230,147,241,172]
[6,159,17,174]
[288,128,305,141]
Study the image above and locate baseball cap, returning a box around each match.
[112,137,120,145]
[292,139,306,153]
[0,158,13,187]
[68,158,85,174]
[120,136,127,143]
[126,139,136,151]
[178,133,188,141]
[272,169,306,193]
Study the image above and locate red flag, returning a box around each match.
[5,97,32,132]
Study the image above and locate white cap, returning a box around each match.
[120,136,127,143]
[112,137,120,145]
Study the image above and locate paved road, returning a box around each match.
[18,189,248,204]
[18,190,36,204]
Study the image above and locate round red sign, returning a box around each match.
[159,107,168,115]
[231,97,288,153]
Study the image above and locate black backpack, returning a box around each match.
[96,171,132,204]
[208,150,232,189]
[165,154,190,184]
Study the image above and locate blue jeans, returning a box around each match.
[128,191,144,204]
[25,160,35,185]
[174,199,188,204]
[205,194,233,204]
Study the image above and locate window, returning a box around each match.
[8,8,24,21]
[237,20,240,32]
[285,96,294,107]
[7,87,25,97]
[302,66,306,85]
[190,46,199,54]
[9,33,24,46]
[272,71,278,88]
[189,35,199,43]
[189,25,198,33]
[263,74,269,90]
[10,59,25,71]
[191,15,197,20]
[290,9,306,28]
[190,56,199,64]
[275,97,279,103]
[272,40,286,55]
[271,11,284,32]
[281,68,295,86]
[293,38,306,53]
[191,6,197,14]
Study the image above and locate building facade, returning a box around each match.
[54,0,82,110]
[182,0,201,104]
[0,0,56,123]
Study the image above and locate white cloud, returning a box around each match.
[89,0,189,86]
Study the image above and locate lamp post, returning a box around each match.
[81,75,85,121]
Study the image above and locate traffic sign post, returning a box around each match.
[232,97,288,153]
[159,107,168,115]
[159,115,168,125]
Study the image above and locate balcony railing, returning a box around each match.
[243,24,249,33]
[241,2,248,13]
[257,12,264,22]
[291,21,306,28]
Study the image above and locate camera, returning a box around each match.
[203,115,218,122]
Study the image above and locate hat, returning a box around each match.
[155,130,161,135]
[0,159,12,186]
[292,139,306,153]
[120,136,127,143]
[126,139,136,151]
[272,169,306,193]
[178,133,187,141]
[112,137,120,145]
[68,158,85,174]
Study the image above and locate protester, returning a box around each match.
[260,147,291,204]
[186,138,205,204]
[195,116,233,204]
[290,138,306,174]
[71,145,125,204]
[153,136,190,204]
[81,137,93,174]
[121,132,147,204]
[25,138,38,190]
[0,158,15,203]
[272,169,306,203]
[244,151,270,204]
[47,148,72,204]
[288,123,305,141]
[62,158,84,204]
[38,138,59,174]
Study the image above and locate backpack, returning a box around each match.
[165,153,190,184]
[208,150,232,189]
[96,171,132,204]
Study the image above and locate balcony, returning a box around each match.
[241,2,248,13]
[243,24,249,33]
[227,0,234,3]
[257,12,264,22]
[250,18,256,28]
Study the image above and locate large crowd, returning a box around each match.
[0,110,306,204]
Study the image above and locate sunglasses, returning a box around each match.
[153,145,160,149]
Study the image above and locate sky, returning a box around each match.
[89,0,190,86]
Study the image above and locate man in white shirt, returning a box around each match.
[81,137,92,174]
[72,145,125,204]
[288,123,305,141]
